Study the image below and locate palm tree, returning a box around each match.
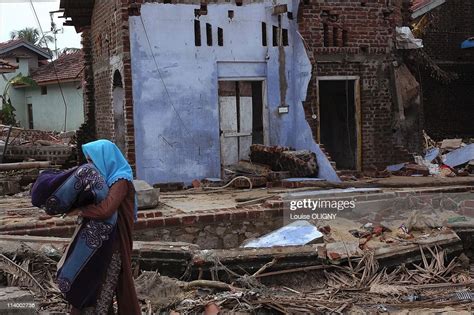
[10,27,53,47]
[0,73,38,125]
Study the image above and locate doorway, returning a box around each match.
[112,70,126,154]
[27,104,34,129]
[218,81,265,169]
[318,78,360,170]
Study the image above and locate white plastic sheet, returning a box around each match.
[396,27,423,49]
[242,220,323,248]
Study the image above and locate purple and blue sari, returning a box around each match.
[32,139,137,310]
[31,163,117,309]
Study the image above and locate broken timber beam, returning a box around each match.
[0,161,51,171]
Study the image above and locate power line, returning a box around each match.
[138,14,198,149]
[29,0,69,132]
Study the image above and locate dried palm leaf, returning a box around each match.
[0,254,46,296]
[369,283,409,295]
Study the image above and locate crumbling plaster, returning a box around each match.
[129,0,339,184]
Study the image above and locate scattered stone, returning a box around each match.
[191,179,201,189]
[153,182,184,192]
[201,178,224,187]
[250,144,318,177]
[229,161,272,177]
[0,177,21,196]
[440,138,463,151]
[326,241,362,261]
[134,180,160,210]
[402,164,430,176]
[317,245,327,259]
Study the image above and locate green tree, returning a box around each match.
[10,27,53,46]
[0,74,38,126]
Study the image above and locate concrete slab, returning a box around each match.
[133,180,159,210]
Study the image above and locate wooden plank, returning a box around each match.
[223,132,251,138]
[239,96,253,161]
[219,95,239,167]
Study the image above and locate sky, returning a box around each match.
[0,0,81,52]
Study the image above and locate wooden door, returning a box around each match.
[218,81,254,169]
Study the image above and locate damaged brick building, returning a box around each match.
[299,0,417,172]
[407,0,474,141]
[59,0,455,184]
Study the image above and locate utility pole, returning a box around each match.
[47,10,64,59]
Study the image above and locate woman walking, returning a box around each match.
[71,139,141,314]
[32,139,141,314]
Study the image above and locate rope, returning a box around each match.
[203,176,253,191]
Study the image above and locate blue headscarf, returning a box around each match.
[82,139,137,221]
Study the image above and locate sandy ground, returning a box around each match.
[159,188,271,212]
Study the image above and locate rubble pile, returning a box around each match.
[387,132,474,178]
[249,144,318,177]
[1,244,471,314]
[0,246,68,313]
[125,249,474,313]
[0,125,77,167]
[215,144,319,189]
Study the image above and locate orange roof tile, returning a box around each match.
[29,51,84,85]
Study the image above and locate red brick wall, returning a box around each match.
[298,0,402,52]
[298,0,413,169]
[83,0,136,169]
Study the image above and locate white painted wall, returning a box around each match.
[23,82,84,131]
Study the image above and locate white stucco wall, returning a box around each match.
[22,82,84,131]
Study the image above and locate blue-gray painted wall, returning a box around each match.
[129,1,340,184]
